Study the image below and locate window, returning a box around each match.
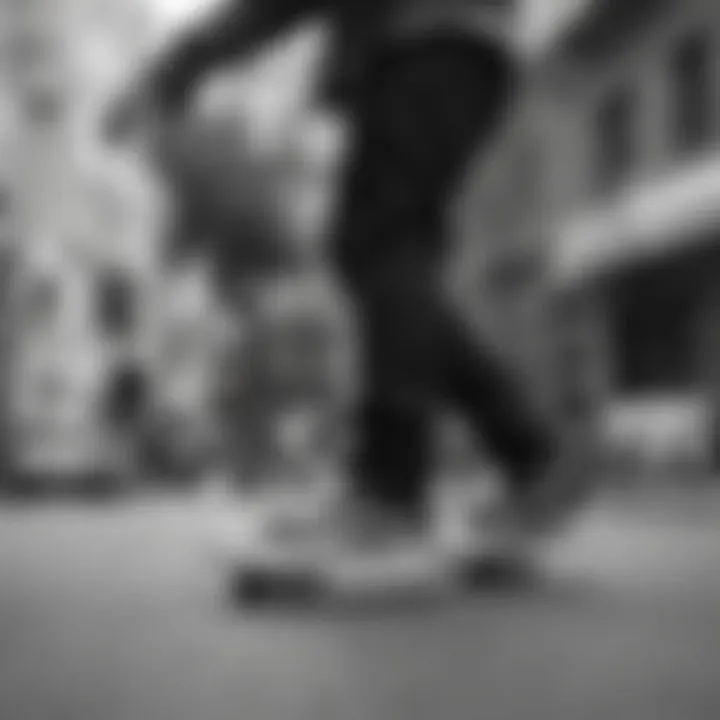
[614,279,699,392]
[595,87,636,193]
[671,33,713,153]
[549,294,596,419]
[97,271,135,338]
[105,365,147,425]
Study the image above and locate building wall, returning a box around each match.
[540,0,720,472]
[545,0,720,276]
[459,0,720,472]
[1,0,166,480]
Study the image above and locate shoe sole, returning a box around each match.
[455,551,535,589]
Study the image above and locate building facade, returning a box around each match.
[541,0,720,471]
[1,0,166,485]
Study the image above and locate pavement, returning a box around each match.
[0,487,719,720]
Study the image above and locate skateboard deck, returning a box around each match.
[218,476,542,608]
[223,535,536,608]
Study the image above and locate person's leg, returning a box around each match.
[334,35,548,519]
[350,257,441,518]
[441,308,556,484]
[219,36,559,579]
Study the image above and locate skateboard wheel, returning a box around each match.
[230,569,275,605]
[229,567,323,606]
[457,553,530,589]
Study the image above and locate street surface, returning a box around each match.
[1,488,719,720]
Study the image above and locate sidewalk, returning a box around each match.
[596,477,720,521]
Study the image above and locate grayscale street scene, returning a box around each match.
[1,0,720,718]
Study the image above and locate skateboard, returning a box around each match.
[220,481,538,609]
[225,547,535,608]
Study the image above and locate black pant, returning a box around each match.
[333,34,554,514]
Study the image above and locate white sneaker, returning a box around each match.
[435,477,538,570]
[321,498,447,595]
[220,483,330,570]
[221,485,447,596]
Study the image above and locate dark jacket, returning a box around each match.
[151,0,516,109]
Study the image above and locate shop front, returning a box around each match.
[552,156,720,476]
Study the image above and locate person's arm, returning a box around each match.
[149,0,325,112]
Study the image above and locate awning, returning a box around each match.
[552,152,720,286]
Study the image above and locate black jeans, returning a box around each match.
[333,34,554,515]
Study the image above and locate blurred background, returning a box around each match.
[0,0,350,493]
[1,0,719,493]
[1,1,720,719]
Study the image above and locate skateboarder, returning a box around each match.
[108,0,577,584]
